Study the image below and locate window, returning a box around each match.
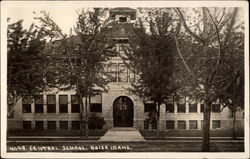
[72,121,80,130]
[90,94,102,112]
[177,97,186,113]
[59,121,68,129]
[144,102,156,112]
[35,121,44,130]
[47,121,56,129]
[200,104,204,113]
[166,96,174,113]
[23,121,32,130]
[166,121,175,129]
[189,103,197,113]
[59,95,68,113]
[22,96,32,113]
[189,120,198,129]
[71,95,80,113]
[178,121,186,129]
[119,17,127,22]
[118,64,128,82]
[35,95,43,113]
[129,70,135,83]
[212,104,221,113]
[47,95,56,113]
[212,120,221,129]
[201,120,204,129]
[109,63,117,82]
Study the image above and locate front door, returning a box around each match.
[113,96,134,127]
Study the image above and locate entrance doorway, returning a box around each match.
[113,96,134,127]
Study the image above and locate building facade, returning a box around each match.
[8,8,244,132]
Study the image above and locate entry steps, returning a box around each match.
[99,127,145,141]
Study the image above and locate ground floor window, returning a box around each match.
[59,121,68,129]
[178,121,186,129]
[47,121,56,129]
[189,120,198,129]
[212,120,221,129]
[166,120,175,129]
[71,121,80,130]
[59,95,68,113]
[35,121,44,130]
[23,121,32,130]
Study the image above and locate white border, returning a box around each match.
[1,1,249,158]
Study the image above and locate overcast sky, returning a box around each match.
[2,1,246,35]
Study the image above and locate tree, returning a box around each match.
[35,9,116,137]
[174,7,243,151]
[124,9,179,138]
[7,20,47,117]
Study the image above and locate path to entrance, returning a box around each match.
[99,127,145,141]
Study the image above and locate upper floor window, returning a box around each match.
[165,96,174,113]
[144,102,156,112]
[22,96,32,113]
[90,94,102,112]
[212,104,221,113]
[119,17,127,23]
[35,95,43,113]
[177,96,186,113]
[71,95,80,113]
[47,95,56,113]
[189,103,197,113]
[59,95,68,113]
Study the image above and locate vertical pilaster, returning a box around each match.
[43,95,47,114]
[56,94,59,113]
[68,95,71,114]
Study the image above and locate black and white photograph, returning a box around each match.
[1,1,249,158]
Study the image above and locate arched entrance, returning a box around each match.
[113,96,134,127]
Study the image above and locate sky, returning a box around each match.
[2,1,246,35]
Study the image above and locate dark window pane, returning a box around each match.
[200,104,204,112]
[166,121,174,129]
[212,104,221,113]
[90,104,102,112]
[59,121,68,129]
[47,95,56,113]
[119,17,127,22]
[35,95,43,113]
[47,121,56,129]
[201,120,204,129]
[152,120,157,130]
[72,121,80,130]
[189,120,198,129]
[189,103,197,113]
[177,97,186,113]
[23,121,32,130]
[144,102,156,112]
[212,120,220,129]
[71,95,80,113]
[22,96,32,113]
[35,121,44,130]
[59,95,68,113]
[166,104,174,113]
[178,121,186,129]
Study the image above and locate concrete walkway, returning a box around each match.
[99,127,145,141]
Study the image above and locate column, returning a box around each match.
[197,102,201,113]
[56,94,59,113]
[31,98,35,114]
[186,96,189,114]
[68,95,71,114]
[43,95,47,114]
[174,120,178,129]
[186,120,189,130]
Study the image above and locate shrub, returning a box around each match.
[88,114,106,130]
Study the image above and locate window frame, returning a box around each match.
[34,95,44,113]
[59,95,68,113]
[166,120,175,129]
[189,120,198,129]
[47,95,56,113]
[177,120,186,129]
